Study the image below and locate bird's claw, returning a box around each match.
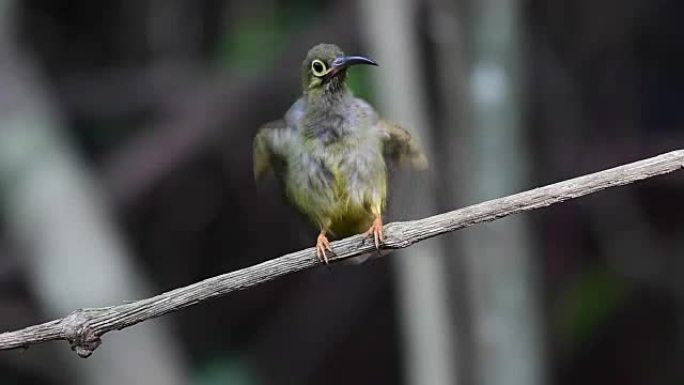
[364,217,384,249]
[316,233,333,264]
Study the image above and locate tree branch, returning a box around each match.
[1,150,683,358]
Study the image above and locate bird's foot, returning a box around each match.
[316,232,333,264]
[364,217,384,249]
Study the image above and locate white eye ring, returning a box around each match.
[311,59,328,77]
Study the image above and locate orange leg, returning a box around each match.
[315,230,333,264]
[363,216,384,249]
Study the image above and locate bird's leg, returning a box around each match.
[315,230,333,264]
[364,208,384,249]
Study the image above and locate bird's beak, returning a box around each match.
[328,55,378,78]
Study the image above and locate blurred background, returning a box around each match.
[0,0,683,384]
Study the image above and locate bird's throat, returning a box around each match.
[306,75,347,105]
[303,81,352,142]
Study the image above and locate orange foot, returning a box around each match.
[316,232,333,264]
[364,217,384,249]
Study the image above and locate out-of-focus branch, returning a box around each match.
[359,1,457,384]
[0,2,187,384]
[0,150,682,357]
[463,0,542,384]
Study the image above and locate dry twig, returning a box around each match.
[1,150,682,357]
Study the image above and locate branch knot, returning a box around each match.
[62,310,102,358]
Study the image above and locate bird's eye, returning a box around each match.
[311,59,328,77]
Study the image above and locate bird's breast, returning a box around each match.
[284,136,387,228]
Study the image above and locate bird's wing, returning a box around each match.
[378,119,428,170]
[253,120,295,181]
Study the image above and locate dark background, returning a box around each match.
[1,0,683,384]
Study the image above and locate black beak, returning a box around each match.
[328,55,378,77]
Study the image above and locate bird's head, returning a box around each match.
[301,43,378,97]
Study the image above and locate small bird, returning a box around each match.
[253,43,426,263]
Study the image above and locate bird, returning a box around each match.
[253,43,427,263]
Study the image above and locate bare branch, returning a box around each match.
[1,150,683,358]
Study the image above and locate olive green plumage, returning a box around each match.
[254,43,426,246]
